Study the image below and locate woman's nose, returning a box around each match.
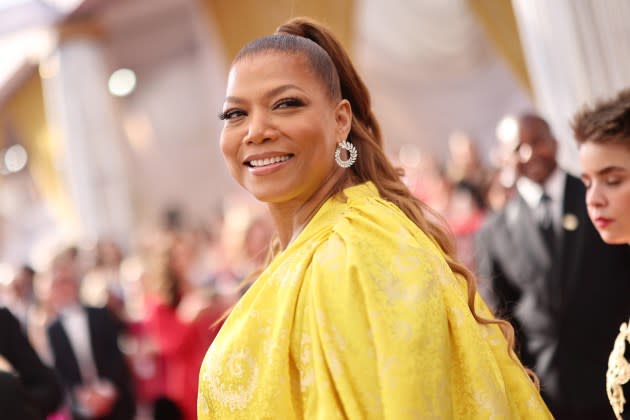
[586,183,607,208]
[243,112,276,144]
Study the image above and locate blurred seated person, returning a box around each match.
[81,239,127,321]
[46,253,136,420]
[446,180,487,270]
[0,307,63,419]
[143,235,229,420]
[446,130,492,192]
[2,265,57,365]
[3,264,37,330]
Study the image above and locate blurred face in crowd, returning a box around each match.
[97,239,123,267]
[219,51,351,207]
[513,116,558,184]
[579,141,630,244]
[48,259,80,310]
[10,267,34,299]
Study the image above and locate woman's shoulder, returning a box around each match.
[325,182,435,253]
[310,185,451,284]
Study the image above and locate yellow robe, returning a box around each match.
[198,182,552,419]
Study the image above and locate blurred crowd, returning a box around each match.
[0,202,275,419]
[0,127,519,419]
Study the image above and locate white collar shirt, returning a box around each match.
[516,167,566,235]
[59,304,98,383]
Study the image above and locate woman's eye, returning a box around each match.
[218,109,246,121]
[605,177,622,186]
[274,98,304,109]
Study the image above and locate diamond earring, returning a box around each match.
[334,140,358,168]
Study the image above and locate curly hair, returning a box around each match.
[572,88,630,148]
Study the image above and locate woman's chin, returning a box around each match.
[598,229,630,245]
[248,188,285,204]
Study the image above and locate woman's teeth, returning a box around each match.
[249,155,291,167]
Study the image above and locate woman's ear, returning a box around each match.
[335,99,352,140]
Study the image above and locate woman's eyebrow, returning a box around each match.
[596,166,628,176]
[224,84,305,105]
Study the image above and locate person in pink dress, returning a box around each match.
[144,234,228,420]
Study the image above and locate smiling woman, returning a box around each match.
[218,50,349,221]
[197,17,552,419]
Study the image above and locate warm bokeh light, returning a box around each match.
[496,115,519,147]
[108,68,137,97]
[3,144,28,173]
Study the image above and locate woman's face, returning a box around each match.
[579,141,630,244]
[219,51,350,205]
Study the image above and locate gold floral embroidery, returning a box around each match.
[607,319,630,420]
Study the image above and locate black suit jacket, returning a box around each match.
[476,173,630,420]
[47,306,135,420]
[0,307,62,419]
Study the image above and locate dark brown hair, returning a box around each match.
[147,235,187,308]
[572,88,630,149]
[232,17,535,385]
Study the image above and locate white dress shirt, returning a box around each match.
[516,167,566,236]
[59,304,98,383]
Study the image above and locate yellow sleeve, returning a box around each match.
[298,223,453,418]
[296,215,551,419]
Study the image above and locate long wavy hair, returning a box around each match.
[229,17,537,386]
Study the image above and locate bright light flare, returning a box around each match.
[3,144,28,173]
[108,68,136,97]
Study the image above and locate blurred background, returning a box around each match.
[1,1,630,418]
[0,0,629,268]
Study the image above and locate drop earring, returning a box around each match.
[334,139,357,168]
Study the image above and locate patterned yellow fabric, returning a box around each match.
[198,182,552,419]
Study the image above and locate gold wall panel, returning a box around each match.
[201,0,355,63]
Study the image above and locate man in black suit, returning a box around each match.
[46,254,135,420]
[476,113,630,419]
[0,307,63,419]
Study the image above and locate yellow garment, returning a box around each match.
[198,182,552,419]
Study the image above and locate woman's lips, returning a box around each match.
[593,217,613,229]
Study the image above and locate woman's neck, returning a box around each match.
[268,171,355,249]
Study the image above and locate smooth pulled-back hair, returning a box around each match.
[572,88,630,149]
[231,16,537,386]
[234,33,342,101]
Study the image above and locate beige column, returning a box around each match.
[41,20,134,246]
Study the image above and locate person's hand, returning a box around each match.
[75,381,117,418]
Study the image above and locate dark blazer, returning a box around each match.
[0,307,63,419]
[476,173,630,420]
[47,306,135,420]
